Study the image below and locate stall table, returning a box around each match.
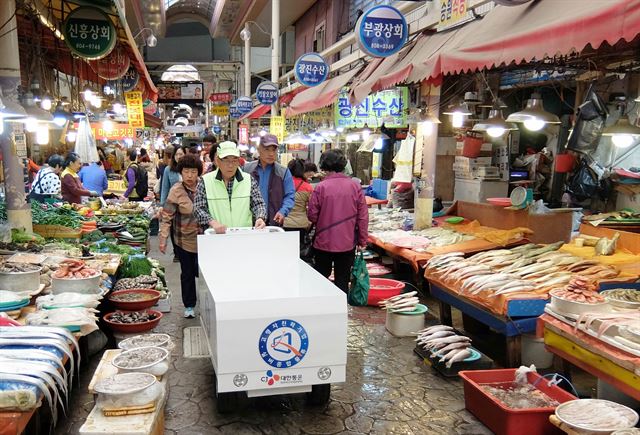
[365,196,389,209]
[538,314,640,401]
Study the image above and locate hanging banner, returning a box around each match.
[210,105,229,116]
[256,82,279,105]
[209,92,232,103]
[438,0,472,31]
[236,97,253,114]
[238,124,249,145]
[157,82,204,103]
[88,44,130,80]
[270,116,286,143]
[229,104,241,119]
[335,87,408,129]
[62,7,116,60]
[124,91,144,129]
[356,5,408,58]
[74,122,135,140]
[294,53,328,87]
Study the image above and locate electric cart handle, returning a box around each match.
[204,226,285,235]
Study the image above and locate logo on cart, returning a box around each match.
[258,319,309,369]
[262,370,280,386]
[261,370,303,386]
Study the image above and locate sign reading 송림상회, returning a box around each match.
[256,82,279,105]
[356,5,408,58]
[335,87,408,129]
[62,7,117,60]
[294,53,329,87]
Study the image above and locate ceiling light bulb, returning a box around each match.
[25,117,37,132]
[523,119,546,131]
[102,119,114,132]
[374,138,384,150]
[361,129,370,140]
[336,126,344,133]
[611,134,635,148]
[40,97,52,111]
[486,127,506,138]
[146,34,158,47]
[83,89,93,101]
[420,120,434,135]
[240,28,252,41]
[0,118,4,135]
[66,131,77,142]
[35,124,49,145]
[53,115,67,127]
[452,112,464,128]
[91,96,102,108]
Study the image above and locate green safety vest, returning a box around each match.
[202,169,253,228]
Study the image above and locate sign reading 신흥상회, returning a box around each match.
[438,0,471,31]
[256,82,279,105]
[124,91,144,129]
[62,7,116,60]
[294,53,329,87]
[335,87,408,129]
[356,5,408,58]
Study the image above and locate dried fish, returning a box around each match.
[445,348,472,368]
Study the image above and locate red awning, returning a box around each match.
[412,0,640,83]
[286,67,362,116]
[144,113,163,129]
[239,104,270,120]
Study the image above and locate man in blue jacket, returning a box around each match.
[79,161,108,196]
[243,134,294,226]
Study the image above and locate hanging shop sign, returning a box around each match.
[143,99,158,115]
[157,82,204,103]
[88,44,130,80]
[256,82,279,105]
[165,125,203,134]
[236,97,253,114]
[229,104,241,119]
[270,116,286,143]
[212,125,222,134]
[75,122,135,140]
[209,92,232,103]
[335,87,408,129]
[62,7,117,60]
[356,5,408,58]
[238,124,249,144]
[210,105,230,117]
[294,53,329,87]
[124,91,144,129]
[438,0,473,31]
[107,66,139,92]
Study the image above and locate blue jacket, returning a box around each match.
[79,163,108,195]
[160,166,182,206]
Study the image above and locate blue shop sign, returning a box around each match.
[294,53,328,87]
[356,5,408,58]
[108,66,139,92]
[236,96,253,114]
[229,104,241,119]
[213,125,222,134]
[256,82,279,105]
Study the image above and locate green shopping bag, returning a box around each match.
[348,251,369,306]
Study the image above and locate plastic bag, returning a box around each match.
[567,158,606,201]
[348,251,369,306]
[528,200,550,215]
[514,364,537,385]
[566,85,607,154]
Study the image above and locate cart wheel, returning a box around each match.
[306,384,331,406]
[216,391,243,414]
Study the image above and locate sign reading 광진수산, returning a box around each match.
[335,87,408,129]
[125,91,144,129]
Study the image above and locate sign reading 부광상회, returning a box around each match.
[335,87,408,129]
[62,7,117,60]
[356,5,408,58]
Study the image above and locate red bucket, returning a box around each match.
[554,154,575,173]
[367,278,405,306]
[462,136,483,158]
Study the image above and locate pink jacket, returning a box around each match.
[307,173,369,252]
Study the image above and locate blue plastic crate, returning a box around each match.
[371,178,388,200]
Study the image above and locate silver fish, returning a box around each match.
[416,325,453,336]
[417,330,455,342]
[446,348,473,368]
[433,341,470,355]
[424,335,472,350]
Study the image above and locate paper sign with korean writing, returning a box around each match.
[256,82,279,105]
[209,92,232,103]
[124,91,144,129]
[238,124,249,145]
[210,105,229,116]
[356,5,408,58]
[74,122,135,140]
[438,0,471,31]
[294,53,329,87]
[335,87,408,129]
[270,116,286,143]
[62,7,116,60]
[236,97,253,114]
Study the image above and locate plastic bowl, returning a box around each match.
[103,310,163,333]
[367,278,406,306]
[108,289,161,311]
[486,198,512,207]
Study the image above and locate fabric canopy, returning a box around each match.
[239,104,270,120]
[287,67,362,116]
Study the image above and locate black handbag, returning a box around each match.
[300,226,315,261]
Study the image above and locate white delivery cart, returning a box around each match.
[197,228,347,412]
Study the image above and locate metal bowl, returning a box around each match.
[51,272,101,294]
[0,267,42,293]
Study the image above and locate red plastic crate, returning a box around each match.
[367,278,405,306]
[458,369,576,435]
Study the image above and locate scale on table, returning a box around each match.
[196,227,347,412]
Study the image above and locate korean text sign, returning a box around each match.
[62,7,116,60]
[356,5,408,58]
[270,116,286,143]
[334,87,408,128]
[256,82,279,105]
[124,91,145,129]
[294,53,329,87]
[439,0,468,30]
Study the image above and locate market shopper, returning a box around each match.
[243,134,295,226]
[79,161,108,196]
[159,154,203,319]
[194,141,267,233]
[283,159,313,255]
[307,149,369,293]
[123,150,148,201]
[160,146,185,206]
[61,153,98,204]
[29,154,64,202]
[205,143,219,173]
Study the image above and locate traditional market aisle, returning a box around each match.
[56,237,490,435]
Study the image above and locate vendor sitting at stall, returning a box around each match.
[29,154,64,202]
[61,153,98,204]
[194,141,267,233]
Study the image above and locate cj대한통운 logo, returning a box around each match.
[259,319,309,368]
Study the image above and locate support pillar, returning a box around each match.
[271,0,280,114]
[0,1,32,231]
[244,23,251,98]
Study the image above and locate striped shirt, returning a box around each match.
[160,182,201,253]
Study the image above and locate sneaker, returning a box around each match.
[173,255,180,263]
[184,307,195,318]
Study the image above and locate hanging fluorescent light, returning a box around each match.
[506,93,560,131]
[112,99,126,115]
[473,108,517,138]
[443,101,472,128]
[35,124,49,145]
[90,95,102,109]
[602,115,640,148]
[102,119,114,132]
[24,117,38,132]
[83,88,94,101]
[40,94,53,111]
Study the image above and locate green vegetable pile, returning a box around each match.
[81,230,111,243]
[89,240,141,256]
[31,203,82,229]
[119,257,154,278]
[11,228,45,244]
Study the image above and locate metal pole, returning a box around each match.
[0,1,32,231]
[244,23,251,97]
[271,0,280,114]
